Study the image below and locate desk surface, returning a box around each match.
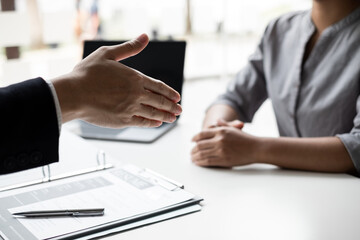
[77,79,359,240]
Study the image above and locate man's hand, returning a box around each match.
[52,33,182,128]
[191,126,259,168]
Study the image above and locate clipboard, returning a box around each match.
[0,131,203,240]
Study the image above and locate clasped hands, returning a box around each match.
[191,119,259,168]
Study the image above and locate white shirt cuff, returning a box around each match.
[47,81,62,133]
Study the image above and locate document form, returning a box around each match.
[0,165,198,240]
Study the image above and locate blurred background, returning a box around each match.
[0,0,311,87]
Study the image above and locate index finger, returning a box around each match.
[143,77,181,103]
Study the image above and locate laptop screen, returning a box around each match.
[82,40,186,104]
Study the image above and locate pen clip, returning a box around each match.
[72,209,105,217]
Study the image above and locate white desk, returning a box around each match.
[80,79,360,240]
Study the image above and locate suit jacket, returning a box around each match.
[0,78,59,174]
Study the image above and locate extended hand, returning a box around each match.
[53,33,182,128]
[191,126,258,167]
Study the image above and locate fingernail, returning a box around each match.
[155,121,162,127]
[169,115,176,122]
[175,105,182,115]
[136,33,149,44]
[172,93,181,102]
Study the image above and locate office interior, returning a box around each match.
[4,1,360,240]
[0,0,310,135]
[0,0,310,86]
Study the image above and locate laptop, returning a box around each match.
[77,40,186,143]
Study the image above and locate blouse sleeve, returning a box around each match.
[210,35,268,122]
[337,94,360,175]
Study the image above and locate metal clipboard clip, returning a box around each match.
[0,150,113,192]
[137,168,184,191]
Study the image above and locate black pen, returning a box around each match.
[12,208,105,217]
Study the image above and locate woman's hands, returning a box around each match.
[191,119,260,168]
[192,118,355,174]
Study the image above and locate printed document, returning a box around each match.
[1,165,195,240]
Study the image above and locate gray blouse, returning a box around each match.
[213,8,360,174]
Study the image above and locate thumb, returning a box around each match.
[231,120,244,129]
[216,119,229,127]
[108,33,149,61]
[217,119,244,129]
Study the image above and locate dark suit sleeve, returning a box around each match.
[0,77,60,174]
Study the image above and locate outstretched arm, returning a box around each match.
[0,34,183,174]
